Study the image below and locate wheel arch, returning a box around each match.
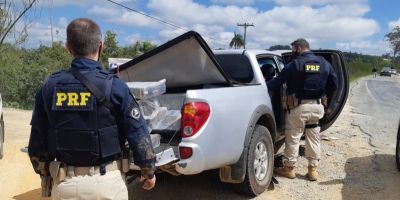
[219,105,277,183]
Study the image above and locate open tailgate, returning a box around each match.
[114,31,232,88]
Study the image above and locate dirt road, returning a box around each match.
[0,75,399,200]
[0,108,49,200]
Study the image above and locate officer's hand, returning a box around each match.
[140,175,156,190]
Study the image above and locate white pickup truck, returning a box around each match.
[114,31,349,196]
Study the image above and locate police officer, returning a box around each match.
[28,18,156,199]
[372,66,377,78]
[268,38,338,181]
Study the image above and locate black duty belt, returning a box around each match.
[305,124,320,129]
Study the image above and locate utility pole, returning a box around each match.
[237,23,254,49]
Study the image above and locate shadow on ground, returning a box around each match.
[13,188,50,200]
[320,154,400,200]
[128,169,252,200]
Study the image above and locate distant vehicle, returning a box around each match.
[0,94,4,159]
[380,67,392,77]
[397,120,400,171]
[390,68,397,75]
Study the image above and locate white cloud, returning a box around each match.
[58,17,68,27]
[23,19,67,47]
[336,40,391,55]
[38,0,135,7]
[20,0,387,55]
[147,0,258,27]
[211,0,255,5]
[143,0,378,51]
[273,0,367,6]
[388,18,400,30]
[87,5,160,28]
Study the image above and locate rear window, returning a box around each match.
[214,54,254,83]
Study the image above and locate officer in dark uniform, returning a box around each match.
[372,66,377,78]
[268,38,338,181]
[28,18,156,199]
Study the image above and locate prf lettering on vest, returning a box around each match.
[56,92,91,106]
[305,64,320,72]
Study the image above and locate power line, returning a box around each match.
[237,23,254,49]
[105,0,189,32]
[105,0,223,46]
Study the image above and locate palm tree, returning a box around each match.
[229,32,245,49]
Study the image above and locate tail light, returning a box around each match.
[181,102,210,138]
[179,147,193,159]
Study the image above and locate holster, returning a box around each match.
[41,175,52,197]
[122,147,131,173]
[281,95,288,110]
[35,160,53,197]
[49,161,66,183]
[286,94,299,110]
[321,95,328,108]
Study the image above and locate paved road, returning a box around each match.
[350,75,400,153]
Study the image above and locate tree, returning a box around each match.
[229,32,244,49]
[132,41,157,55]
[0,0,37,49]
[268,45,291,51]
[100,30,157,68]
[101,30,119,67]
[141,41,157,53]
[385,26,400,58]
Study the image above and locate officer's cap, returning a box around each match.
[291,38,310,49]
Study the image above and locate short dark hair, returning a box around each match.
[291,38,310,49]
[66,18,102,57]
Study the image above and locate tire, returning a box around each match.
[234,125,274,196]
[396,122,400,171]
[0,115,4,159]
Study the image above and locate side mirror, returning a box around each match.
[260,63,276,80]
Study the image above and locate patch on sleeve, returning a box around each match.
[130,106,141,120]
[51,87,94,111]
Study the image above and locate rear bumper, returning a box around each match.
[175,143,206,175]
[129,143,207,175]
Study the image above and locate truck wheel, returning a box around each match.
[0,116,4,159]
[234,125,274,196]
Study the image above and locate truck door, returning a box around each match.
[257,55,287,133]
[281,50,349,131]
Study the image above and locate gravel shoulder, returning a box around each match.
[264,75,400,200]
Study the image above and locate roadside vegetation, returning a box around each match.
[0,31,157,109]
[0,15,399,109]
[344,52,396,82]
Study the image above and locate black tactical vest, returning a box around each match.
[42,69,121,166]
[293,55,325,99]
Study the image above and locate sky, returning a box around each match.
[12,0,400,55]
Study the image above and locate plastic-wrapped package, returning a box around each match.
[153,110,181,130]
[137,93,182,136]
[150,134,161,148]
[126,79,166,99]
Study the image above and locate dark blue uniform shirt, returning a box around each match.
[267,51,338,98]
[29,58,155,174]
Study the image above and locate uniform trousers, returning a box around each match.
[283,100,325,167]
[51,166,128,200]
